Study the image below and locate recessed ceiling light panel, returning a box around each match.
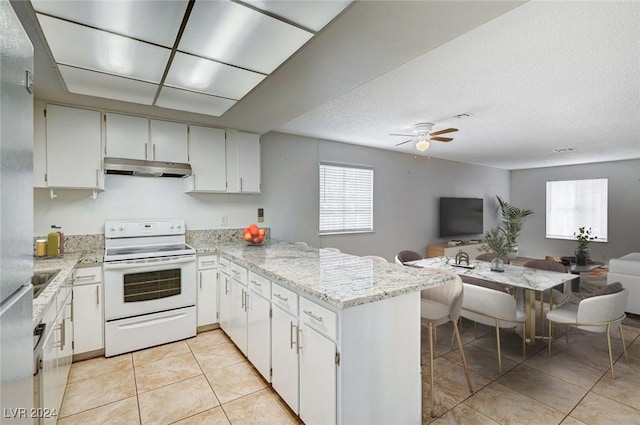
[32,0,188,47]
[37,14,171,83]
[179,0,313,74]
[245,0,352,32]
[157,86,237,117]
[165,53,266,100]
[58,65,158,105]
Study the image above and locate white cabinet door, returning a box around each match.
[46,104,102,189]
[219,272,231,335]
[229,278,248,355]
[72,283,104,354]
[299,323,336,425]
[247,291,271,381]
[105,113,149,160]
[197,268,218,326]
[185,125,226,192]
[271,305,299,413]
[59,292,73,383]
[150,119,188,163]
[226,130,261,193]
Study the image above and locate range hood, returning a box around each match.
[104,157,192,177]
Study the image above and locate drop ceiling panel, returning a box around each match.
[179,0,313,74]
[164,52,266,100]
[157,87,236,117]
[245,0,352,32]
[37,14,171,82]
[59,65,158,105]
[31,0,188,47]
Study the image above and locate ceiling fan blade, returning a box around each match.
[430,128,458,136]
[395,139,413,146]
[429,136,453,142]
[389,133,413,137]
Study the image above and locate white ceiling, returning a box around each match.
[12,0,640,170]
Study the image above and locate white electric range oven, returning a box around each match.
[103,219,196,357]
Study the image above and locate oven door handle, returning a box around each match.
[104,256,195,270]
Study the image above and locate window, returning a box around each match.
[546,178,608,242]
[319,163,373,234]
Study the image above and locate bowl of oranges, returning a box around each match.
[243,224,266,245]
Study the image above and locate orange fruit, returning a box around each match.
[257,228,265,237]
[250,227,259,236]
[243,232,252,241]
[253,235,264,244]
[249,223,258,230]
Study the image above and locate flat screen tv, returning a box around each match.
[439,197,484,238]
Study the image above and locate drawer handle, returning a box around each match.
[250,280,262,287]
[273,293,288,302]
[303,310,324,322]
[201,260,216,265]
[232,269,240,275]
[74,274,96,282]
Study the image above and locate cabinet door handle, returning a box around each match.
[225,278,229,295]
[244,291,249,312]
[153,144,156,160]
[96,169,99,187]
[60,318,66,351]
[273,293,288,302]
[297,328,302,353]
[240,177,243,192]
[290,322,297,350]
[241,289,246,309]
[303,310,324,322]
[199,271,202,289]
[96,286,100,305]
[144,143,148,160]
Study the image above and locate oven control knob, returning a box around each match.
[118,226,124,231]
[169,224,175,230]
[110,226,116,232]
[177,224,182,230]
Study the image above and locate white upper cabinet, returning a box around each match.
[226,130,261,193]
[46,104,103,189]
[150,119,188,163]
[184,125,226,192]
[105,114,188,163]
[104,113,149,160]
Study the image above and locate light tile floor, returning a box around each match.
[59,319,640,425]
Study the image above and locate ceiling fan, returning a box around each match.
[391,123,458,151]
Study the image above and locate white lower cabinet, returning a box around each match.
[271,305,299,413]
[229,277,248,355]
[218,268,231,335]
[197,255,218,327]
[299,323,337,425]
[72,266,104,354]
[247,272,271,381]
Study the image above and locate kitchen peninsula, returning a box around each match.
[207,241,457,424]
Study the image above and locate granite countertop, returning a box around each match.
[33,249,104,326]
[216,241,458,309]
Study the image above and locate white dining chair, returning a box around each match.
[363,255,388,263]
[461,283,526,372]
[421,274,473,417]
[547,283,628,379]
[395,250,422,265]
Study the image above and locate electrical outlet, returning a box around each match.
[220,215,228,226]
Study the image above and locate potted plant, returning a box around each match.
[480,196,533,259]
[480,228,510,256]
[574,226,596,266]
[496,196,534,258]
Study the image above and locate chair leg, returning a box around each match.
[548,319,553,357]
[452,319,473,394]
[606,323,615,380]
[495,322,502,373]
[428,322,435,417]
[619,325,629,363]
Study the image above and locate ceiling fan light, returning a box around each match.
[416,140,430,151]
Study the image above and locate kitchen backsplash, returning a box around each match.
[34,228,271,253]
[186,228,270,246]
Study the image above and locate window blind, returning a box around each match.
[546,178,608,242]
[319,163,373,234]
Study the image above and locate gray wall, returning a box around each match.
[511,159,640,262]
[261,132,510,260]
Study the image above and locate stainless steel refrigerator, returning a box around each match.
[1,0,34,422]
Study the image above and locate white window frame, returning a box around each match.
[319,162,374,235]
[545,178,608,242]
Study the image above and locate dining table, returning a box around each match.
[405,257,579,345]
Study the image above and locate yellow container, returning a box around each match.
[47,232,59,257]
[35,239,47,257]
